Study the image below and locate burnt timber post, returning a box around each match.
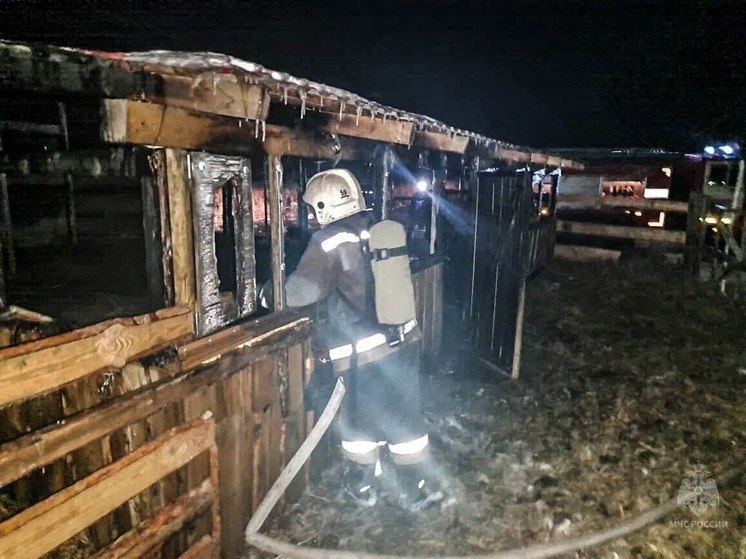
[373,144,395,221]
[467,156,480,318]
[685,192,707,276]
[0,223,4,307]
[431,152,448,256]
[268,154,286,311]
[141,175,166,308]
[297,159,308,235]
[164,149,196,310]
[63,172,78,245]
[0,173,15,278]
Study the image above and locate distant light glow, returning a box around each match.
[661,167,672,178]
[644,188,669,199]
[416,180,429,192]
[721,216,733,225]
[704,216,719,225]
[634,211,643,217]
[648,212,666,227]
[704,146,716,155]
[719,145,734,155]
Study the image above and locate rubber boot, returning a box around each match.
[341,462,378,507]
[395,463,444,512]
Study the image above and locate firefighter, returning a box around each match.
[262,168,437,509]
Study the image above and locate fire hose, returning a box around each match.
[245,378,744,559]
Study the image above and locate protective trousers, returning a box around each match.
[337,341,429,466]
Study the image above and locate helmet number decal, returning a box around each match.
[339,188,350,199]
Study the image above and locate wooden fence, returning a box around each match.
[0,417,219,559]
[527,216,556,274]
[554,195,689,262]
[0,308,313,558]
[412,262,444,361]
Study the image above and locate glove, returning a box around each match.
[258,280,274,310]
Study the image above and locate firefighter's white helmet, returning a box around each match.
[303,169,366,226]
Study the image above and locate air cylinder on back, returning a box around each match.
[367,220,417,325]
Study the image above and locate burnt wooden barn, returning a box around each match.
[0,40,582,558]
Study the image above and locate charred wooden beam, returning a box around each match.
[414,131,470,154]
[102,100,261,153]
[0,42,150,98]
[263,128,372,161]
[150,72,270,121]
[530,152,550,166]
[561,158,585,170]
[494,145,531,164]
[101,100,373,160]
[492,146,584,170]
[465,138,498,162]
[315,112,414,145]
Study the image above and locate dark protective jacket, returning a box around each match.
[285,211,374,348]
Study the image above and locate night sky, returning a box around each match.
[1,0,743,151]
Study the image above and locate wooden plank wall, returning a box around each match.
[0,309,313,558]
[412,262,443,362]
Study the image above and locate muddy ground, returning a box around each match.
[250,257,745,559]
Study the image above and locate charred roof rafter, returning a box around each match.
[0,39,583,169]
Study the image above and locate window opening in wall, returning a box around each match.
[214,179,237,294]
[190,152,255,336]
